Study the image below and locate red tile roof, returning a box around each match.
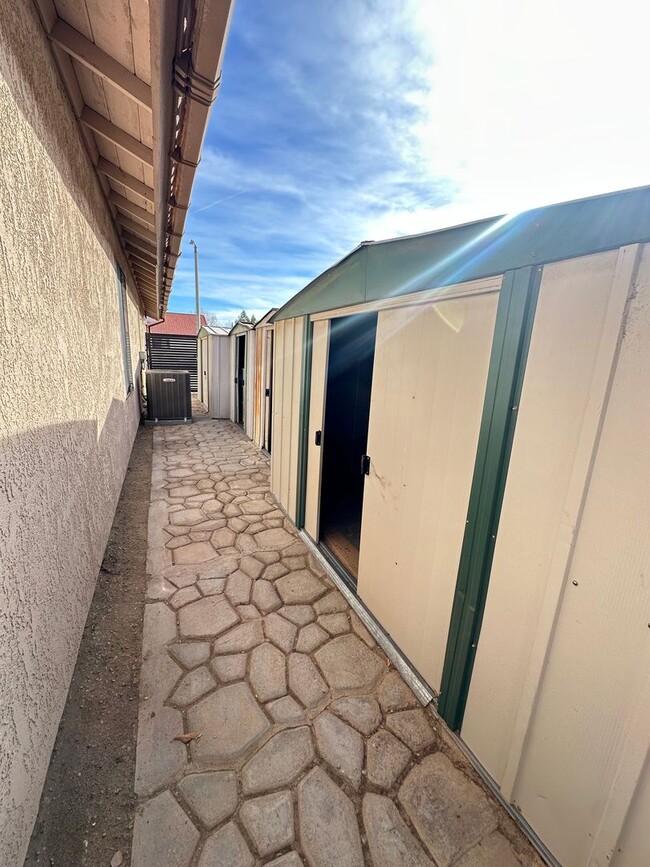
[147,312,207,335]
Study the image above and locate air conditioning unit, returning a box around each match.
[146,370,192,424]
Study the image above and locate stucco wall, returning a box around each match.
[0,3,146,862]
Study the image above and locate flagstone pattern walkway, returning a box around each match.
[133,419,543,867]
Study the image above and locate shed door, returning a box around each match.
[357,291,499,692]
[304,319,330,542]
[263,329,274,452]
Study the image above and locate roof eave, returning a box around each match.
[151,0,235,320]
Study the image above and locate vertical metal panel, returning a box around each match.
[356,291,499,692]
[438,266,542,732]
[287,317,304,519]
[505,245,650,865]
[208,335,231,419]
[295,317,312,529]
[279,318,296,511]
[252,327,264,446]
[462,250,628,786]
[245,329,256,436]
[270,320,285,501]
[303,319,329,539]
[270,317,304,520]
[613,753,650,867]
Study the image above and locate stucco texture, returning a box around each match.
[0,2,145,862]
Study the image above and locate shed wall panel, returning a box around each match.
[208,335,231,419]
[304,319,329,540]
[270,320,285,498]
[504,246,650,865]
[613,756,650,867]
[357,291,498,691]
[270,317,304,519]
[252,328,264,447]
[462,250,625,785]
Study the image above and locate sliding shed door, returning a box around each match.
[357,288,499,692]
[304,319,329,541]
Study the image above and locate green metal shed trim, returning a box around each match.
[272,185,650,322]
[438,265,542,732]
[295,316,313,530]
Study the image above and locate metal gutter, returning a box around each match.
[152,0,235,318]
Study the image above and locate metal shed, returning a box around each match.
[197,324,230,418]
[269,185,650,867]
[251,308,278,453]
[229,320,255,432]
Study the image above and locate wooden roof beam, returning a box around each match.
[115,213,156,244]
[81,107,153,166]
[133,268,156,285]
[129,254,156,273]
[109,191,155,228]
[97,158,154,202]
[50,19,152,110]
[133,270,156,288]
[121,231,157,257]
[125,245,156,267]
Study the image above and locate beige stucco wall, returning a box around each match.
[0,2,145,862]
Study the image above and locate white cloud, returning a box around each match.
[170,0,650,319]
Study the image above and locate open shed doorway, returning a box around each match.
[263,329,274,452]
[235,334,246,425]
[319,312,377,582]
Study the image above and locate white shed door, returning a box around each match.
[356,292,499,692]
[304,319,329,541]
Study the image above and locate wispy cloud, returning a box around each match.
[170,0,649,321]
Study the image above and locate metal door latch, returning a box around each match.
[360,454,371,475]
[265,388,270,397]
[314,430,322,446]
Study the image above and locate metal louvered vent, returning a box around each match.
[145,370,192,424]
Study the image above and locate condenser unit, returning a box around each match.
[146,369,192,424]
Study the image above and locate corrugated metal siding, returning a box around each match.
[146,333,198,391]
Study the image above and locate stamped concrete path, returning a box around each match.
[132,417,543,867]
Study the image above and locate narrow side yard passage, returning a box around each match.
[135,418,543,867]
[26,426,153,866]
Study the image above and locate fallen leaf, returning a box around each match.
[173,731,202,744]
[110,852,124,867]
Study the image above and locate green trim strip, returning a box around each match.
[295,316,313,529]
[438,265,542,732]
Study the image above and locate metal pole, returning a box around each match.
[190,239,200,332]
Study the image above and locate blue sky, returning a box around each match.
[170,0,648,323]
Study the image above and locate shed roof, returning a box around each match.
[255,308,279,328]
[229,321,254,336]
[273,185,650,321]
[148,312,206,335]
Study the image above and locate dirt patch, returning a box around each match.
[25,425,153,867]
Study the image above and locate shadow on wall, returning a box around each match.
[0,395,140,863]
